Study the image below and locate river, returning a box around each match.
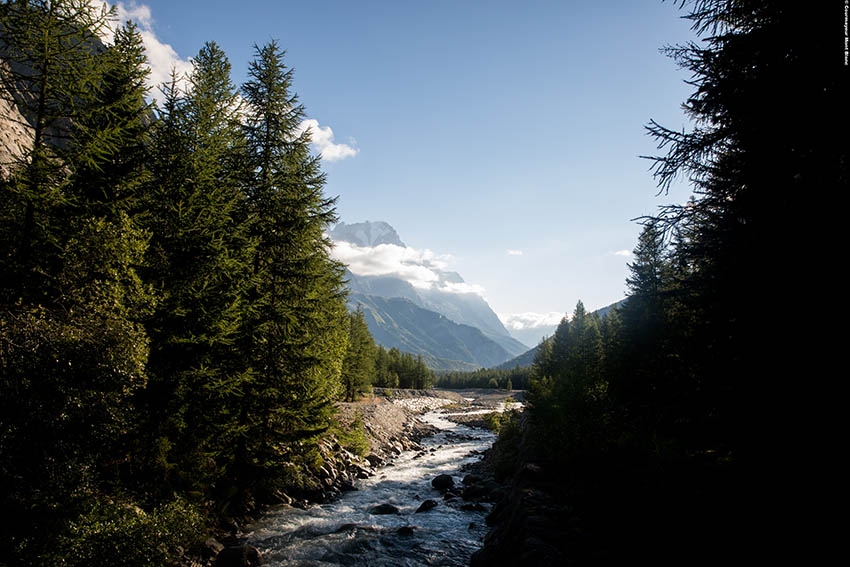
[244,407,498,566]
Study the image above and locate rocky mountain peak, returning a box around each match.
[329,220,405,248]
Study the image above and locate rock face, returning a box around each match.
[0,61,34,179]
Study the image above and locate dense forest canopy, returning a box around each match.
[0,2,381,563]
[502,1,841,563]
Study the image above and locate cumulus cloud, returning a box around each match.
[439,282,487,296]
[330,241,445,289]
[497,311,566,331]
[612,249,633,257]
[506,249,523,256]
[100,2,193,103]
[298,119,359,162]
[329,240,485,295]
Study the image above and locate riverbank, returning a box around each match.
[197,388,518,566]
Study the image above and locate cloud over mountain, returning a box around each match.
[497,311,566,331]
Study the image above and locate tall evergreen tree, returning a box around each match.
[141,41,253,496]
[0,0,116,302]
[0,4,158,561]
[238,40,348,494]
[341,307,377,401]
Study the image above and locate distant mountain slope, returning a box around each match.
[492,299,627,370]
[348,292,515,371]
[331,221,528,367]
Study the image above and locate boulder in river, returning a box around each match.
[369,503,400,515]
[416,499,438,513]
[431,474,455,491]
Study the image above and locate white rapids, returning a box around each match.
[244,408,497,566]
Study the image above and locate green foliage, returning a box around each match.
[483,405,521,435]
[372,345,435,389]
[437,366,531,390]
[54,498,205,567]
[332,413,370,458]
[139,40,254,500]
[1,8,354,564]
[341,307,377,401]
[528,301,610,458]
[231,41,348,500]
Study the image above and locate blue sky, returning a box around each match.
[111,0,698,330]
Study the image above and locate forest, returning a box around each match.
[477,1,840,563]
[0,2,392,564]
[0,0,841,565]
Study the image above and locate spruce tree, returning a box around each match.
[238,40,348,493]
[0,0,116,302]
[141,41,253,496]
[0,3,157,560]
[341,307,377,401]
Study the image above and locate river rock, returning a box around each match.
[369,503,400,515]
[463,474,484,485]
[432,474,455,490]
[216,545,263,567]
[416,499,438,513]
[397,525,417,536]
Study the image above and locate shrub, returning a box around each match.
[53,497,205,567]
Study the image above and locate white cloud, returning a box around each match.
[612,249,632,257]
[506,249,523,256]
[497,311,566,331]
[100,2,192,103]
[298,119,359,162]
[330,241,442,289]
[329,240,484,296]
[439,282,487,296]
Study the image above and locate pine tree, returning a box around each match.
[141,41,253,495]
[341,307,377,401]
[0,0,116,302]
[238,40,348,493]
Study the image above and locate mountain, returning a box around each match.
[329,221,405,247]
[331,221,528,369]
[346,270,528,358]
[349,293,510,371]
[492,300,627,370]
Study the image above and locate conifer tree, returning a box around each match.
[0,0,116,302]
[141,41,253,495]
[341,307,377,401]
[238,40,348,492]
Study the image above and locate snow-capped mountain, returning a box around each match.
[329,221,528,369]
[328,221,405,248]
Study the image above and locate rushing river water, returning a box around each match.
[245,409,497,566]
